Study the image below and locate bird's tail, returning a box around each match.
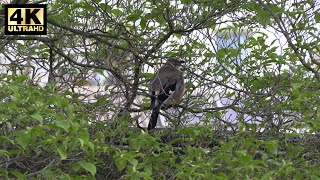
[148,106,160,130]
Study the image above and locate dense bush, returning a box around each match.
[0,75,320,179]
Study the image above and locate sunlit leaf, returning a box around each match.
[9,171,26,180]
[57,146,67,160]
[15,131,31,149]
[31,114,43,124]
[55,119,70,132]
[78,161,97,176]
[114,154,127,171]
[265,140,278,155]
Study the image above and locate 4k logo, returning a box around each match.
[5,4,47,35]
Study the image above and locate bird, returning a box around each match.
[148,57,185,130]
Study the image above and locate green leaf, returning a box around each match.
[114,155,127,171]
[265,140,278,155]
[17,43,25,51]
[130,138,142,151]
[127,158,138,166]
[42,169,55,179]
[0,136,14,144]
[269,4,283,15]
[252,80,264,91]
[112,9,122,16]
[217,48,226,58]
[15,131,31,149]
[256,9,270,26]
[31,114,43,123]
[78,138,85,148]
[55,119,70,132]
[9,171,26,180]
[140,17,147,29]
[141,73,154,79]
[57,146,67,160]
[261,170,275,180]
[0,150,9,158]
[100,3,111,13]
[127,14,140,22]
[315,13,320,23]
[78,161,97,176]
[292,83,303,90]
[88,142,95,151]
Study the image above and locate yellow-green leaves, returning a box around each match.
[78,161,97,177]
[57,145,67,160]
[14,130,31,150]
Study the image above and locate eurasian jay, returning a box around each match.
[148,57,185,130]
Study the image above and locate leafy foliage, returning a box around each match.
[0,0,320,179]
[0,75,319,178]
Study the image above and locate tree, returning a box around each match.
[0,0,320,179]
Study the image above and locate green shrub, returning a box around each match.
[0,75,320,179]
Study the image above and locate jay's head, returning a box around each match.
[166,57,185,67]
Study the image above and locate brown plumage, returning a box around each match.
[148,57,185,130]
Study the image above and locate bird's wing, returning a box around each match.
[162,76,185,106]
